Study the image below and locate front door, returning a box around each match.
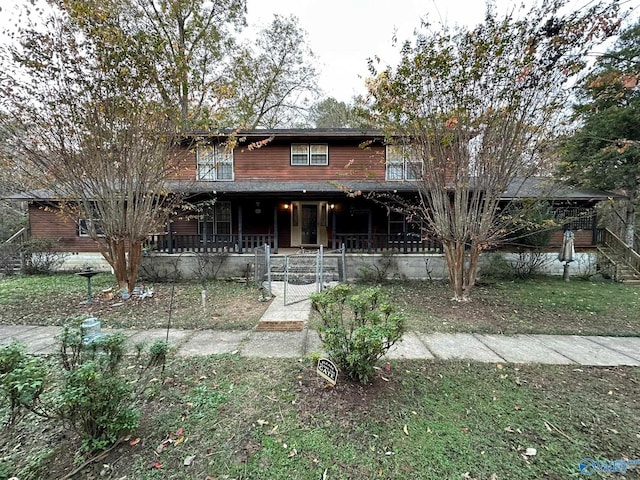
[301,204,318,244]
[290,201,328,247]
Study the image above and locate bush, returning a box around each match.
[21,238,67,274]
[0,326,167,452]
[57,361,139,451]
[310,284,406,384]
[0,343,47,424]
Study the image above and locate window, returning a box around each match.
[386,145,422,181]
[388,211,422,241]
[198,201,232,240]
[78,219,104,237]
[197,145,234,181]
[291,143,328,165]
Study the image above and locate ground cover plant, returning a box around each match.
[0,274,269,330]
[1,356,638,479]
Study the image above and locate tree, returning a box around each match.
[366,1,620,300]
[559,21,640,247]
[57,0,247,129]
[308,97,358,128]
[223,14,320,128]
[0,5,183,292]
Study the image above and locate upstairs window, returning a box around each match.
[386,145,422,181]
[291,143,328,166]
[197,145,234,181]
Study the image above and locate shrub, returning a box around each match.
[1,326,167,452]
[0,343,48,424]
[310,284,406,384]
[56,361,139,451]
[20,238,67,274]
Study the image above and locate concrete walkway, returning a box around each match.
[1,283,639,366]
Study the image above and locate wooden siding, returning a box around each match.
[29,204,102,252]
[172,141,386,182]
[170,148,197,181]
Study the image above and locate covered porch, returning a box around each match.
[144,193,443,255]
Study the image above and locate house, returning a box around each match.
[13,128,621,277]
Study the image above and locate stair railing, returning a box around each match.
[4,227,27,245]
[601,228,640,276]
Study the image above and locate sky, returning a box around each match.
[245,0,640,102]
[1,0,638,103]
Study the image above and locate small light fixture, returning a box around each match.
[284,203,289,209]
[330,204,335,210]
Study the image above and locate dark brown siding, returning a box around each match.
[170,148,196,181]
[549,230,594,248]
[29,204,102,252]
[172,142,386,183]
[234,143,386,181]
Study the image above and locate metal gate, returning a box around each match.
[254,244,271,297]
[283,245,346,305]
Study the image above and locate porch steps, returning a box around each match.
[266,255,341,283]
[597,245,640,284]
[255,320,304,332]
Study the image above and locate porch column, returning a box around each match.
[332,206,336,249]
[367,209,372,254]
[238,204,243,253]
[273,204,279,254]
[167,221,173,254]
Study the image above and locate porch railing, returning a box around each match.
[332,233,443,254]
[145,234,275,254]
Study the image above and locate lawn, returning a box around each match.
[2,274,639,336]
[0,273,269,330]
[383,277,640,336]
[1,356,639,479]
[1,274,640,479]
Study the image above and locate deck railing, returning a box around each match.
[600,228,640,275]
[331,233,443,254]
[145,234,275,254]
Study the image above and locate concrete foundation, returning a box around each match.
[52,250,598,281]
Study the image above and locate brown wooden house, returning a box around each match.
[20,128,614,257]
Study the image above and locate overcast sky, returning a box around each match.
[246,0,640,102]
[1,0,638,103]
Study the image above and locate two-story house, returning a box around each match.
[18,128,613,273]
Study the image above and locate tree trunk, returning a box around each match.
[624,195,638,248]
[443,240,483,301]
[127,241,143,293]
[443,240,466,301]
[103,238,143,294]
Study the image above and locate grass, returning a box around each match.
[2,356,639,479]
[382,277,640,336]
[0,273,269,330]
[4,273,639,336]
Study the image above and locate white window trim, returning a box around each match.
[386,145,422,181]
[197,145,234,181]
[290,143,328,166]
